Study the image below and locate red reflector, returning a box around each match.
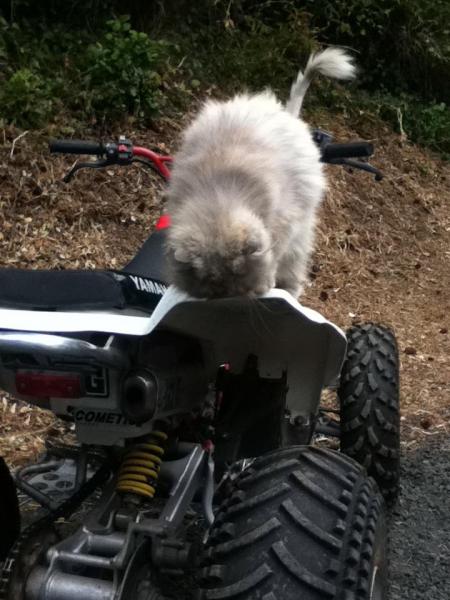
[16,372,82,399]
[155,214,171,230]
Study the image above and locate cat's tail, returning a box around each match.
[285,47,356,117]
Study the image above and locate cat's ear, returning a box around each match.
[174,246,204,270]
[243,235,268,257]
[242,239,260,255]
[174,247,191,263]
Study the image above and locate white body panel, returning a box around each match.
[0,287,346,420]
[0,306,151,335]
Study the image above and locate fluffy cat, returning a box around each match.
[165,48,355,299]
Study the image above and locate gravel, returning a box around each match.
[388,435,450,599]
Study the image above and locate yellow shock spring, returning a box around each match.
[116,430,168,499]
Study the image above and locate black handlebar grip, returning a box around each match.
[321,141,374,161]
[49,139,105,155]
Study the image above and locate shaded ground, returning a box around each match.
[389,436,450,599]
[0,109,449,597]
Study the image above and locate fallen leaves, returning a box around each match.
[404,346,418,356]
[0,393,70,467]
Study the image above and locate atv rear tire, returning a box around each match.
[199,446,387,600]
[0,457,20,560]
[338,324,400,504]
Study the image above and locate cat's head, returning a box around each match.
[166,206,275,299]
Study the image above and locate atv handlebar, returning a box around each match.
[312,128,382,180]
[49,129,382,182]
[321,141,374,161]
[49,136,173,182]
[49,139,105,155]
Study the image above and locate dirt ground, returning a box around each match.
[0,110,449,596]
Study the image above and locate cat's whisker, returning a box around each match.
[255,298,277,316]
[247,299,274,338]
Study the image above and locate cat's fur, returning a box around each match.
[165,48,355,298]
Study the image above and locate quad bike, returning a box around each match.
[0,131,399,600]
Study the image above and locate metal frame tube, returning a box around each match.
[27,568,113,600]
[0,332,128,369]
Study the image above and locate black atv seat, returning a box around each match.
[0,230,168,312]
[123,228,167,282]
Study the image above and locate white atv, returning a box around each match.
[0,134,399,600]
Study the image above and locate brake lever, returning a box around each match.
[327,158,383,181]
[63,159,110,183]
[62,136,135,182]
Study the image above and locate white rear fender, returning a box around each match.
[0,286,346,418]
[148,287,346,417]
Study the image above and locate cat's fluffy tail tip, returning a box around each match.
[286,47,356,117]
[306,47,356,81]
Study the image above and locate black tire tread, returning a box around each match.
[199,446,386,600]
[0,457,20,561]
[338,324,400,503]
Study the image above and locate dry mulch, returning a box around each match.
[303,114,450,446]
[0,110,448,466]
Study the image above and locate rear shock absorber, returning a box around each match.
[116,431,168,499]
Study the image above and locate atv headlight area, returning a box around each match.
[120,369,158,424]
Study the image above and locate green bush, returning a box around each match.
[0,15,171,128]
[0,2,449,158]
[0,17,81,127]
[304,0,450,102]
[168,0,450,156]
[343,91,450,156]
[82,16,168,121]
[165,3,314,95]
[410,102,450,155]
[0,68,53,128]
[396,99,450,156]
